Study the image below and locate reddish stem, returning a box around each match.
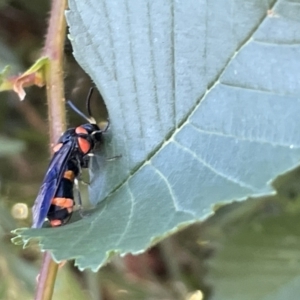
[35,0,67,299]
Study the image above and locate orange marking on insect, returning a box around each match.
[78,137,91,154]
[75,126,91,154]
[51,198,73,209]
[75,126,88,134]
[53,143,63,153]
[63,170,75,181]
[50,219,63,227]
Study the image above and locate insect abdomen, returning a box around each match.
[47,167,77,227]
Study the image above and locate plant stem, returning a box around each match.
[35,253,59,300]
[35,0,67,299]
[43,0,68,144]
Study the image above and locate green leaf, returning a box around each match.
[15,0,300,271]
[0,57,48,100]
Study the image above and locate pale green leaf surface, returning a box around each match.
[16,0,300,271]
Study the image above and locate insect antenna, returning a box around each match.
[86,87,95,120]
[67,87,96,124]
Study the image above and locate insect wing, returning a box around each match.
[31,141,75,228]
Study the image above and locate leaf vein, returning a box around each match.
[219,82,299,98]
[147,2,163,132]
[125,0,146,150]
[149,162,181,212]
[173,140,257,191]
[171,0,176,125]
[116,183,135,246]
[189,122,300,149]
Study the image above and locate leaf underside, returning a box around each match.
[17,0,300,272]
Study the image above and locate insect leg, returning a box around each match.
[76,155,90,185]
[74,178,84,218]
[106,154,122,161]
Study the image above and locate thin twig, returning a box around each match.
[42,0,68,145]
[35,253,59,300]
[34,0,67,299]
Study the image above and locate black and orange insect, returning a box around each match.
[32,88,107,228]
